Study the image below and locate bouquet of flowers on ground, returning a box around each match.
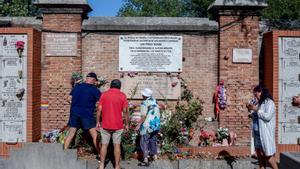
[177,127,189,145]
[217,127,229,141]
[199,129,215,146]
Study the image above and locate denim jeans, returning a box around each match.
[140,131,158,158]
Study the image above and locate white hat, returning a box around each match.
[141,88,153,97]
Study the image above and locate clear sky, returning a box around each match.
[88,0,124,16]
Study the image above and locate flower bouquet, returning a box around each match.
[217,127,229,146]
[15,41,25,58]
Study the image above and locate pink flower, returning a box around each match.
[15,41,25,49]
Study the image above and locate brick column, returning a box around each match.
[208,1,267,145]
[35,1,91,131]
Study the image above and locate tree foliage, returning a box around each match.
[118,0,300,20]
[262,0,300,20]
[117,0,214,17]
[0,0,37,17]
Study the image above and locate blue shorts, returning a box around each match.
[68,113,96,130]
[253,130,262,149]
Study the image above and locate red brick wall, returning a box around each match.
[0,28,41,158]
[263,30,300,157]
[82,33,218,118]
[218,16,260,145]
[41,14,83,131]
[43,14,82,32]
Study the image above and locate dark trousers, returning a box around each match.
[140,131,158,159]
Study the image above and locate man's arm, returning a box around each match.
[96,105,102,128]
[123,107,129,130]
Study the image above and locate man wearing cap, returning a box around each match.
[135,88,160,166]
[97,79,129,169]
[64,72,101,153]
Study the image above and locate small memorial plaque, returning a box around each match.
[1,120,26,143]
[119,36,182,72]
[232,48,252,63]
[45,33,77,56]
[121,74,181,99]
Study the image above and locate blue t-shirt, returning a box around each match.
[70,83,101,118]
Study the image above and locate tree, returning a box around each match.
[117,0,214,17]
[0,0,37,17]
[118,0,300,21]
[262,0,300,20]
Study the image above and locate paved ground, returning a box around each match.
[86,158,274,169]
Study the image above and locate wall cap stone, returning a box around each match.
[0,17,42,30]
[34,0,92,14]
[83,17,218,32]
[208,0,267,18]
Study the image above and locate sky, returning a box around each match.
[88,0,124,16]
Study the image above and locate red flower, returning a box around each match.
[15,41,25,49]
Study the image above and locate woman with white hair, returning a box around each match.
[135,88,160,166]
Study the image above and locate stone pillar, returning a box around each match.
[208,0,267,145]
[34,0,91,131]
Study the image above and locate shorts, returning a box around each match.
[68,113,96,130]
[100,128,123,145]
[253,130,262,149]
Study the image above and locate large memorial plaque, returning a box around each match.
[121,75,181,99]
[119,36,182,72]
[0,34,27,142]
[45,33,77,56]
[278,37,300,144]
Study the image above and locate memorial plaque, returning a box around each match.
[121,74,181,99]
[0,34,27,57]
[232,48,252,63]
[278,101,300,123]
[119,36,182,72]
[279,122,300,144]
[0,34,27,142]
[1,121,26,143]
[278,37,300,144]
[45,33,77,56]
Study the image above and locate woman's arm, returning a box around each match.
[257,99,275,122]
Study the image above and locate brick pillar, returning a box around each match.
[208,1,267,145]
[35,1,92,131]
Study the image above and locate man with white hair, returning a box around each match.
[135,88,160,166]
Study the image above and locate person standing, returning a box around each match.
[247,85,278,169]
[97,79,129,169]
[64,72,101,153]
[136,88,160,166]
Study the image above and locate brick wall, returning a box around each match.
[82,33,218,118]
[218,15,260,145]
[41,14,83,131]
[0,28,41,158]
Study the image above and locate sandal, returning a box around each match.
[138,161,150,167]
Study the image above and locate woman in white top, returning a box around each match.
[247,85,278,169]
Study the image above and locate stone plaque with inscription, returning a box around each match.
[121,74,181,99]
[278,37,300,144]
[45,33,77,56]
[119,36,182,72]
[0,34,27,142]
[232,48,252,63]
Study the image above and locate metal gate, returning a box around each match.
[278,37,300,144]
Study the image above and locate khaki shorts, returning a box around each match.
[100,128,123,144]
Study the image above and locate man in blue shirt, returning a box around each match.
[64,72,101,153]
